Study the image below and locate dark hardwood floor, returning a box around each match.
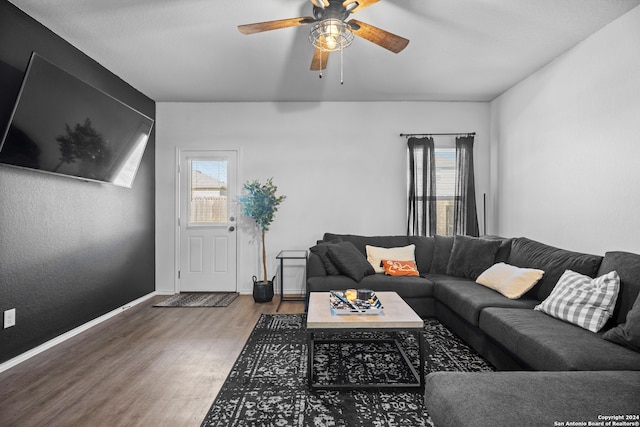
[0,295,305,427]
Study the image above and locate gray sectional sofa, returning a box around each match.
[307,232,640,426]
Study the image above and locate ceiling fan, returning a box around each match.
[237,0,409,71]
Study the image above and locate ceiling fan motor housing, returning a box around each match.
[312,0,354,21]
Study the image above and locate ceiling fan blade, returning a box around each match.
[310,0,330,8]
[343,0,380,13]
[348,19,409,53]
[310,48,330,70]
[238,17,316,35]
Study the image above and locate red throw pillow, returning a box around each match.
[382,260,420,277]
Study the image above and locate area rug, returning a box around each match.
[153,292,238,307]
[200,314,494,426]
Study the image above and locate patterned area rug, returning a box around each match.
[153,292,238,307]
[201,314,494,426]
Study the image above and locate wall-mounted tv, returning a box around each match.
[0,52,154,188]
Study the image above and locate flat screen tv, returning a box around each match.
[0,52,154,188]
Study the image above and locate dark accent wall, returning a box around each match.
[0,1,155,364]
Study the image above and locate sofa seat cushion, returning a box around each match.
[433,279,538,326]
[425,371,640,427]
[479,307,640,370]
[359,274,435,299]
[307,275,358,292]
[308,274,435,299]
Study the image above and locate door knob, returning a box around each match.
[229,226,235,232]
[229,216,235,222]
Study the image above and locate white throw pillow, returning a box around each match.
[534,269,620,333]
[366,244,416,274]
[476,263,544,299]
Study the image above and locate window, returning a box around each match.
[434,147,456,236]
[188,159,228,225]
[407,134,478,237]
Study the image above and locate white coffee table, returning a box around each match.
[306,291,425,390]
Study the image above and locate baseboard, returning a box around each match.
[0,292,157,374]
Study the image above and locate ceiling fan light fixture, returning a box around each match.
[309,18,354,52]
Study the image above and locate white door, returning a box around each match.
[178,150,237,292]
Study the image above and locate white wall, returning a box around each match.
[490,6,640,255]
[156,101,490,294]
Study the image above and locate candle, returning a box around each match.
[345,289,357,301]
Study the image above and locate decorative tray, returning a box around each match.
[329,290,384,315]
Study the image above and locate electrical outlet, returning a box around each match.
[4,308,16,329]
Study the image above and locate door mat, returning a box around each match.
[153,292,239,307]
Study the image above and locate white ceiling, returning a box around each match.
[9,0,640,102]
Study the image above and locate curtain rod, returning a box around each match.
[400,132,476,138]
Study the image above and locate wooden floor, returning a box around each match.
[0,295,305,427]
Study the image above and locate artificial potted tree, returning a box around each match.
[238,178,286,303]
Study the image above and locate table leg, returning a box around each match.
[418,329,425,387]
[276,257,284,312]
[307,331,314,388]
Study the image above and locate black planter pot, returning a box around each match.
[252,275,275,303]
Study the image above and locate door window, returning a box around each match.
[188,159,228,225]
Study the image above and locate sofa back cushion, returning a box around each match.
[323,233,410,255]
[597,251,640,327]
[446,235,503,280]
[309,240,343,275]
[322,233,435,275]
[429,235,455,274]
[366,244,416,273]
[507,237,603,301]
[489,236,513,263]
[409,235,435,274]
[326,241,375,282]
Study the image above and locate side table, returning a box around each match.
[275,250,308,312]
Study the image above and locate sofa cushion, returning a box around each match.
[309,240,342,275]
[307,275,358,292]
[381,260,420,277]
[507,237,603,301]
[476,262,544,299]
[326,241,375,282]
[433,278,538,326]
[479,307,640,370]
[597,251,640,327]
[534,269,620,333]
[429,235,455,274]
[306,252,328,278]
[425,371,640,427]
[366,244,415,273]
[322,233,411,256]
[359,274,435,299]
[491,237,513,263]
[408,235,435,275]
[603,291,640,351]
[446,235,502,280]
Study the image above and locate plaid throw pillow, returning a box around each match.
[534,269,620,332]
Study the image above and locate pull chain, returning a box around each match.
[340,48,344,85]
